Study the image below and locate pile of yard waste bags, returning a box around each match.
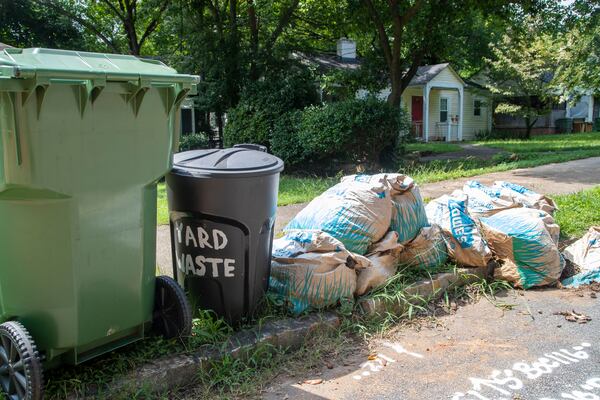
[269,173,578,314]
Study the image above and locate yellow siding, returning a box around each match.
[429,67,462,87]
[462,90,492,140]
[428,89,459,140]
[397,65,492,141]
[400,87,424,118]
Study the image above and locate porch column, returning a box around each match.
[424,84,430,142]
[458,86,464,141]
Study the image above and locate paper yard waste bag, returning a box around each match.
[373,174,429,244]
[285,175,392,255]
[270,230,367,314]
[425,192,492,267]
[355,231,404,296]
[561,227,600,288]
[397,224,448,270]
[480,208,564,289]
[462,180,520,218]
[501,207,560,245]
[493,181,558,215]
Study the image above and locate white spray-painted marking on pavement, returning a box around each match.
[382,341,424,358]
[352,342,421,381]
[451,342,594,400]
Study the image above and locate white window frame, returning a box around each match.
[440,97,449,123]
[473,98,482,117]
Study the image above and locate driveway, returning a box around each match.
[156,156,600,276]
[262,287,600,400]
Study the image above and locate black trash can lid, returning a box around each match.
[172,146,284,178]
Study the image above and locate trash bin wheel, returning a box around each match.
[153,276,192,339]
[0,321,43,400]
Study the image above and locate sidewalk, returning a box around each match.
[156,156,600,276]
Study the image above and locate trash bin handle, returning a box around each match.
[233,144,267,152]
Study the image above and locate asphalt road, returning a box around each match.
[263,287,600,400]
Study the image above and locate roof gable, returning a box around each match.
[408,63,465,86]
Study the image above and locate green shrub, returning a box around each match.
[271,97,409,168]
[270,111,303,164]
[224,67,319,148]
[178,133,209,152]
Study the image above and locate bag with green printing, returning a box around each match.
[285,175,392,255]
[269,230,368,314]
[480,208,564,289]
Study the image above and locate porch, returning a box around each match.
[403,84,464,142]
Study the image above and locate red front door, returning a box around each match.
[411,96,423,122]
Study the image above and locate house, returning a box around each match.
[492,95,598,134]
[395,64,492,142]
[301,39,493,142]
[469,69,600,134]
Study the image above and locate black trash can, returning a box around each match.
[167,144,284,324]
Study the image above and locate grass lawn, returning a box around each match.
[555,186,600,239]
[156,132,600,224]
[473,132,600,153]
[405,142,462,154]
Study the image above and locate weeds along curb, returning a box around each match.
[357,266,489,317]
[73,267,488,398]
[80,312,340,398]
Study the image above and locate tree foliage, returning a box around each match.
[0,0,88,49]
[554,1,600,100]
[28,0,172,55]
[353,0,535,106]
[485,24,558,139]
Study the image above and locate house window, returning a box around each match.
[474,99,482,116]
[440,98,448,123]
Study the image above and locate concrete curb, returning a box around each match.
[81,267,488,397]
[357,266,489,316]
[87,312,340,398]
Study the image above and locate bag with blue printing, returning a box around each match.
[493,181,558,215]
[480,208,564,289]
[269,230,368,314]
[425,192,492,267]
[375,174,429,244]
[285,175,392,255]
[462,180,520,218]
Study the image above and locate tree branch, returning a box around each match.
[400,49,424,92]
[265,0,300,53]
[139,0,171,49]
[39,0,123,53]
[362,0,392,69]
[99,0,126,22]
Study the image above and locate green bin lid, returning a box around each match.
[0,48,198,84]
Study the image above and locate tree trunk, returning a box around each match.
[524,116,532,139]
[387,73,403,106]
[362,0,424,108]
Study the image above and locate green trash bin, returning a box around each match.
[0,48,198,399]
[594,117,600,132]
[555,117,573,134]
